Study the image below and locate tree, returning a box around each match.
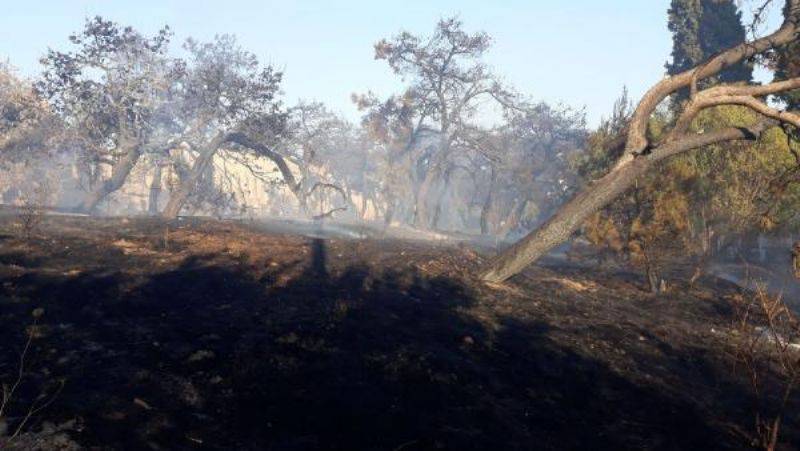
[37,17,178,214]
[281,101,353,216]
[353,91,434,226]
[372,17,520,229]
[160,35,287,219]
[481,0,800,283]
[0,63,55,161]
[464,103,585,236]
[775,1,800,109]
[666,0,753,104]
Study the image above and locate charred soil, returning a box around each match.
[0,214,796,450]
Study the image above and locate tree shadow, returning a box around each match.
[0,238,763,450]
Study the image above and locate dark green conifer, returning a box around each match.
[666,0,753,105]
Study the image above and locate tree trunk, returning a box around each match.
[162,133,227,219]
[79,144,141,214]
[415,133,451,229]
[148,164,163,215]
[431,167,455,230]
[414,165,439,229]
[480,125,767,283]
[480,166,497,235]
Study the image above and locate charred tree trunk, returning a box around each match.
[79,143,141,214]
[480,126,768,283]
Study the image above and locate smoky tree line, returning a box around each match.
[0,15,585,237]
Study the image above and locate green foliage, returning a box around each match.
[774,1,800,109]
[579,102,800,287]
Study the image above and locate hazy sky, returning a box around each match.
[0,0,783,125]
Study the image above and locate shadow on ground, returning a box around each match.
[0,236,760,450]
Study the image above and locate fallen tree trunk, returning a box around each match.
[480,125,769,283]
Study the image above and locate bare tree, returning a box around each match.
[481,0,800,283]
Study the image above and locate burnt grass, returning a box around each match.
[0,215,797,450]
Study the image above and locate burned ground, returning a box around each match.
[0,215,796,450]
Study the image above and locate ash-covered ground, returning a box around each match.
[0,213,797,450]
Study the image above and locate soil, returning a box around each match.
[0,213,797,450]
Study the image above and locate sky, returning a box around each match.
[0,0,784,126]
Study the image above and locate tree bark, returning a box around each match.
[79,143,141,214]
[480,125,768,283]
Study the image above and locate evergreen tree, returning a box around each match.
[775,2,800,109]
[666,0,753,104]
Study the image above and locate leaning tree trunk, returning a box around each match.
[161,133,228,219]
[79,144,141,214]
[227,132,307,212]
[480,126,768,283]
